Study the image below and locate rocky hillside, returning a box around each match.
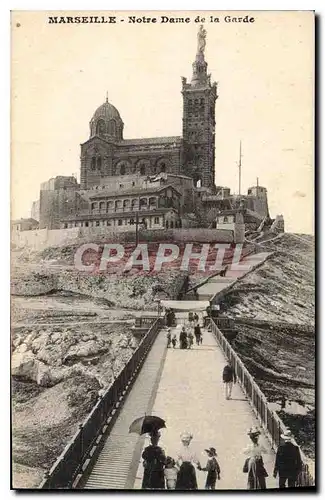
[11,242,189,488]
[219,233,315,459]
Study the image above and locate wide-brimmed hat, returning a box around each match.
[281,430,293,442]
[180,431,193,442]
[205,447,217,456]
[247,426,261,437]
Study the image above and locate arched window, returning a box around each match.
[170,221,174,229]
[96,119,106,135]
[97,156,102,170]
[91,157,96,170]
[123,199,130,210]
[140,198,147,208]
[166,220,169,229]
[109,120,116,135]
[149,197,157,208]
[140,165,146,176]
[120,164,126,175]
[91,202,97,211]
[224,216,228,223]
[107,201,114,212]
[156,158,168,173]
[99,201,105,211]
[131,199,137,210]
[196,178,202,188]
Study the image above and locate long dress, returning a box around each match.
[243,443,268,490]
[175,444,199,490]
[142,445,166,489]
[179,330,188,349]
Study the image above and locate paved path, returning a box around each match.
[133,328,277,490]
[197,251,271,301]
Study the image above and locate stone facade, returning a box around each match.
[60,184,182,230]
[79,28,217,193]
[35,28,219,230]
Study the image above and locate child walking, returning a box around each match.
[164,456,178,490]
[198,447,221,490]
[188,331,194,349]
[171,334,177,348]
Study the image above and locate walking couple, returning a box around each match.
[243,426,303,490]
[141,431,221,490]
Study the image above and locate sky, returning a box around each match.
[11,10,314,233]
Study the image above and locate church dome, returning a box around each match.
[92,100,122,121]
[89,98,124,141]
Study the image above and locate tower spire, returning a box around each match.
[105,91,108,103]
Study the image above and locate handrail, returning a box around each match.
[210,319,314,487]
[39,317,162,489]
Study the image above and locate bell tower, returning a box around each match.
[182,26,218,188]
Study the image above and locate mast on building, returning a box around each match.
[238,140,242,195]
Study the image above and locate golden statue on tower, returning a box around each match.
[197,25,207,55]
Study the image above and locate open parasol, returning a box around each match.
[129,415,166,435]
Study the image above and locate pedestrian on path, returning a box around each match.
[166,329,171,348]
[141,431,166,490]
[273,430,302,488]
[188,311,194,324]
[193,312,199,324]
[243,427,268,490]
[179,326,188,349]
[194,323,201,346]
[222,361,236,399]
[164,456,178,490]
[171,334,177,348]
[188,331,194,349]
[175,432,200,490]
[198,447,221,490]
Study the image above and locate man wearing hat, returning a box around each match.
[198,447,221,490]
[273,430,303,488]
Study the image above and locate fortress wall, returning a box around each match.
[11,227,80,250]
[11,226,234,250]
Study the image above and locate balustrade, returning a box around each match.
[210,319,314,488]
[39,318,162,489]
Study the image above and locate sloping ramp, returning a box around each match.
[84,329,167,489]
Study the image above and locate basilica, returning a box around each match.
[36,27,270,234]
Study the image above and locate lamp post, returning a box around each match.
[134,212,147,246]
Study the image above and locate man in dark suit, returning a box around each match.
[273,430,303,488]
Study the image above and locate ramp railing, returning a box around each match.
[39,317,163,489]
[211,319,314,487]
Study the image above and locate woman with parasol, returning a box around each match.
[129,415,167,490]
[141,430,166,489]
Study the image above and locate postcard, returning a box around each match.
[11,10,315,490]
